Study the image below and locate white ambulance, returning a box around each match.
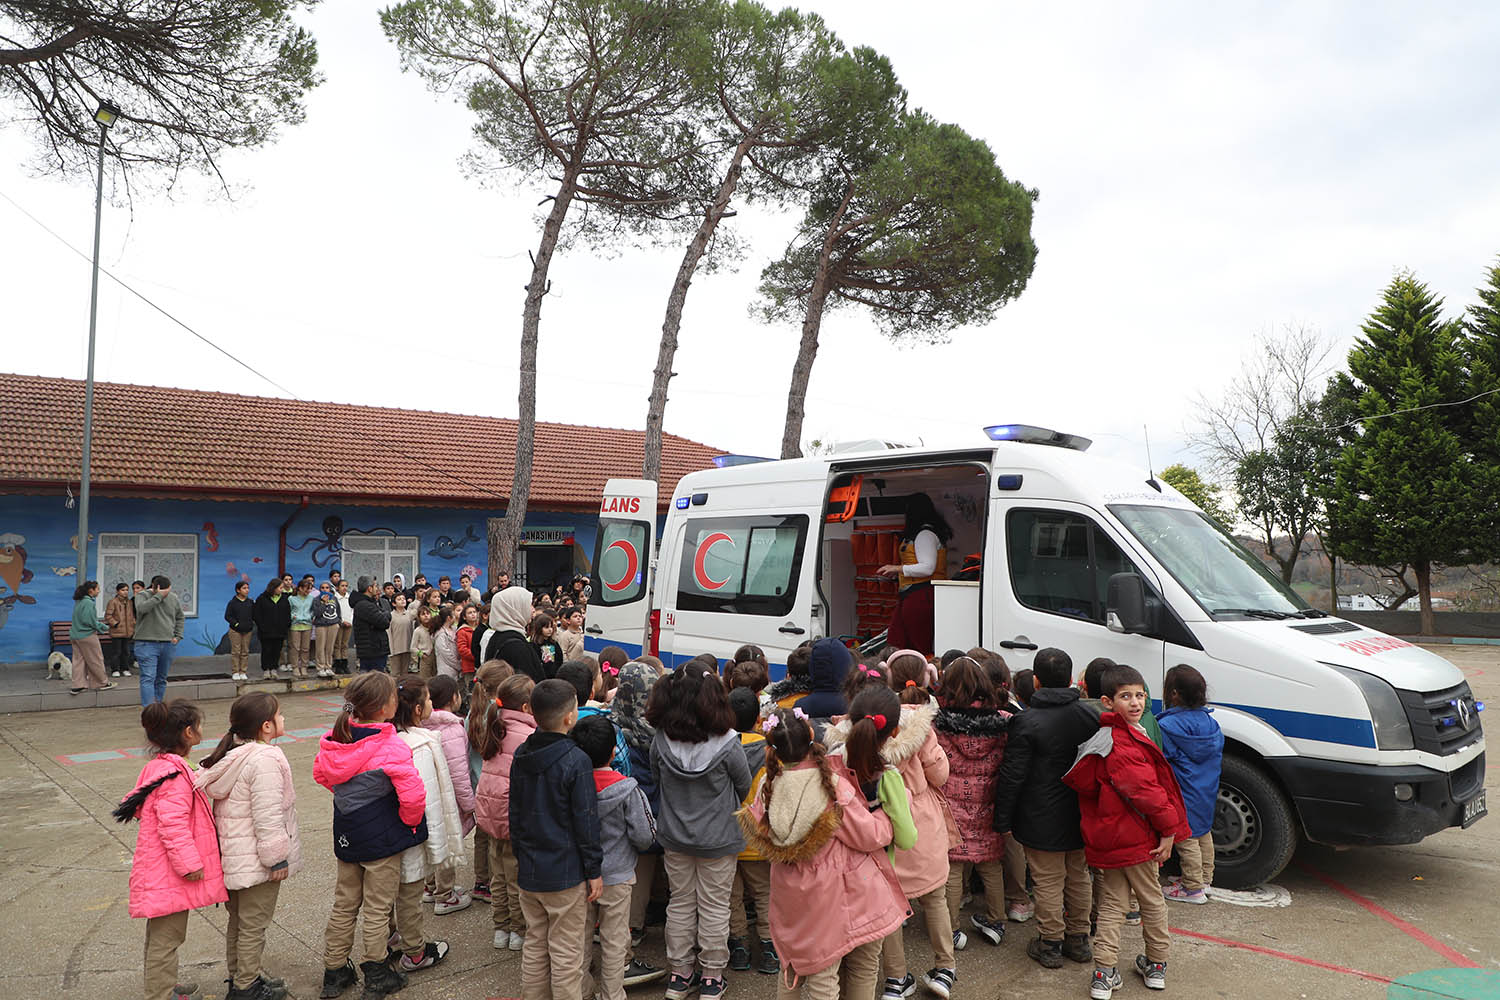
[586,425,1486,887]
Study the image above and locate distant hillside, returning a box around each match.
[1234,536,1499,612]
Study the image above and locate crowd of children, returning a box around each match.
[116,634,1225,1000]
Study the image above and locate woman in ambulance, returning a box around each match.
[876,493,953,655]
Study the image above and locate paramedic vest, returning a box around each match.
[898,532,947,590]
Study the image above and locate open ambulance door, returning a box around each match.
[586,479,658,660]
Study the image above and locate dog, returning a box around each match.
[46,651,71,680]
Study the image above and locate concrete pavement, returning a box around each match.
[0,646,1495,999]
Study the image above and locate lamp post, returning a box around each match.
[77,100,121,584]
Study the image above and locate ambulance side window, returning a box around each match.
[676,515,809,616]
[1007,509,1138,625]
[592,519,648,606]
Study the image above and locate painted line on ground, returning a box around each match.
[55,726,331,765]
[1298,864,1480,969]
[1171,927,1393,984]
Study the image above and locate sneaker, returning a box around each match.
[70,687,85,695]
[319,961,358,999]
[433,890,472,915]
[1125,910,1141,926]
[882,974,916,1000]
[1026,936,1065,970]
[728,936,752,971]
[1089,968,1123,1000]
[1006,900,1035,922]
[509,931,524,951]
[631,926,647,949]
[623,959,668,987]
[398,940,449,971]
[970,913,1005,946]
[1062,933,1094,965]
[664,971,701,1000]
[111,670,121,677]
[699,977,727,1000]
[1134,955,1166,990]
[494,929,508,950]
[1163,882,1208,904]
[421,886,437,903]
[171,985,202,1000]
[100,681,118,690]
[921,968,955,1000]
[226,976,288,1000]
[472,881,492,903]
[757,939,780,976]
[122,669,133,676]
[357,959,406,997]
[952,929,968,951]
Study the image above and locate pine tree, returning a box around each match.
[1326,273,1480,634]
[1462,257,1500,561]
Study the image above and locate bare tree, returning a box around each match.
[1,0,320,192]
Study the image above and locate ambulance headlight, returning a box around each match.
[1324,663,1414,751]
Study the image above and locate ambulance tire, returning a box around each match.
[1212,754,1297,890]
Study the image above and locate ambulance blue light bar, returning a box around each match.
[712,454,773,468]
[675,497,690,509]
[983,424,1092,452]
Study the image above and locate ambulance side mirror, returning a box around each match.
[1106,573,1149,634]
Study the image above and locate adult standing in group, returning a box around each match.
[223,580,255,682]
[387,591,417,675]
[877,492,953,656]
[104,581,136,678]
[483,586,545,683]
[334,578,353,675]
[68,580,115,694]
[312,581,342,679]
[252,578,291,681]
[133,575,185,705]
[349,575,392,672]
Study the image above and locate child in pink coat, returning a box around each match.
[474,673,538,950]
[114,699,227,1000]
[738,708,908,1000]
[420,675,476,913]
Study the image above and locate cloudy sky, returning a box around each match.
[3,1,1499,475]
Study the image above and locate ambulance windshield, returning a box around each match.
[1110,505,1311,619]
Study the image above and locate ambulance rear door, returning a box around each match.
[586,479,658,659]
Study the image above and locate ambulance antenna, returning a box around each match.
[1144,425,1162,492]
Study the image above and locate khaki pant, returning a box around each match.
[489,835,525,934]
[315,625,338,670]
[663,851,737,976]
[334,624,351,661]
[390,651,412,674]
[433,858,456,896]
[324,854,401,968]
[226,879,281,989]
[729,860,771,939]
[587,879,634,1000]
[391,878,428,956]
[1003,834,1029,907]
[629,853,661,931]
[1094,862,1170,969]
[229,630,252,675]
[780,958,841,1000]
[520,883,590,1000]
[144,909,189,1000]
[289,628,312,674]
[1025,845,1092,940]
[945,858,1006,925]
[1177,832,1216,891]
[70,634,108,689]
[839,938,883,1000]
[474,826,491,884]
[881,885,953,978]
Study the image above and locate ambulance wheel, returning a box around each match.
[1212,755,1296,889]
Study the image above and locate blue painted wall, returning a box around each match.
[0,494,599,664]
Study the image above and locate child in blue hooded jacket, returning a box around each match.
[1157,665,1223,904]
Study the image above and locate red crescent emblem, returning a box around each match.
[694,532,735,591]
[601,538,639,593]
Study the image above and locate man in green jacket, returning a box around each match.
[133,575,185,706]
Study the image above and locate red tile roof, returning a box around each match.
[0,373,718,510]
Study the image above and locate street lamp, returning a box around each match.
[76,100,121,584]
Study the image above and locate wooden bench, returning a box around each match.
[50,621,117,659]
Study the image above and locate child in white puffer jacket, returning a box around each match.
[197,693,302,1000]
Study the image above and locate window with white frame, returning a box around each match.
[96,533,199,616]
[341,534,419,589]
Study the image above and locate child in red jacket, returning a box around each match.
[1063,665,1189,999]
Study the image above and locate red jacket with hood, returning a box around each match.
[1062,710,1191,869]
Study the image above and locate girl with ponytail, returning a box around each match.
[827,676,959,1000]
[389,678,458,975]
[115,699,227,1000]
[312,671,428,999]
[474,673,537,951]
[737,707,908,1000]
[464,660,514,904]
[197,693,300,999]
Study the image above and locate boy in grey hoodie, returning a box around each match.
[573,715,660,1000]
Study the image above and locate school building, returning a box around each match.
[0,373,718,665]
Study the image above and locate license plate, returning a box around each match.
[1462,790,1487,829]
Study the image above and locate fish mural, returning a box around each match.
[51,566,77,576]
[0,532,36,632]
[69,532,94,551]
[461,564,484,583]
[203,522,219,552]
[428,525,479,560]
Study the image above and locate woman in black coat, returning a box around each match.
[251,578,292,680]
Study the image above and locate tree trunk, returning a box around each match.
[781,184,853,460]
[643,138,753,481]
[1328,550,1338,612]
[499,168,580,573]
[1415,559,1435,636]
[486,517,507,585]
